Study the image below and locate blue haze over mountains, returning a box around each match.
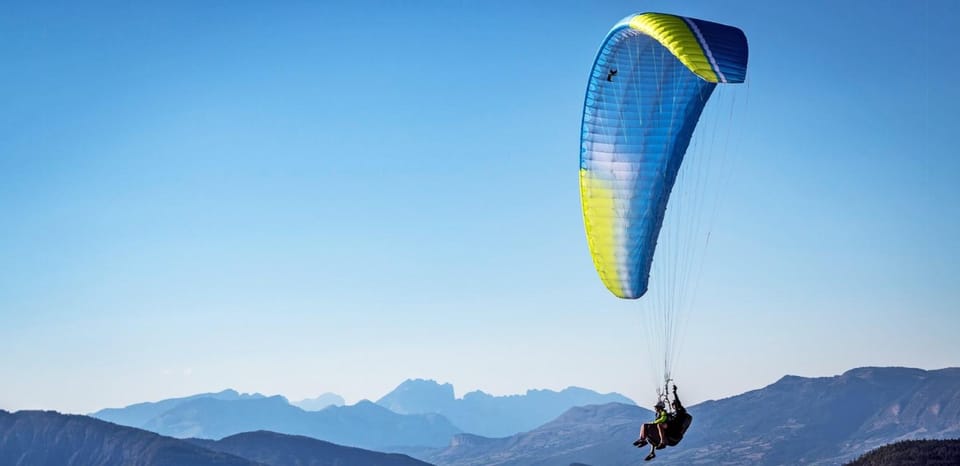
[106,396,459,450]
[92,389,266,430]
[375,378,636,437]
[92,380,631,449]
[34,367,955,465]
[292,393,345,411]
[429,367,960,465]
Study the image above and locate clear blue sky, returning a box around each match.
[1,1,958,414]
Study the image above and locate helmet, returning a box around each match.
[654,401,665,410]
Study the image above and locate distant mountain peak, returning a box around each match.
[377,379,636,438]
[404,378,446,385]
[462,390,491,399]
[90,388,268,429]
[199,388,268,400]
[292,392,345,411]
[396,379,456,395]
[351,399,386,411]
[377,379,457,415]
[179,389,268,403]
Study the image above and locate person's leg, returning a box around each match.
[656,423,668,447]
[644,444,656,461]
[633,423,649,447]
[648,422,662,444]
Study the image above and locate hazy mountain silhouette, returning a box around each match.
[376,378,635,437]
[93,389,266,429]
[137,396,459,450]
[0,410,258,466]
[428,402,644,466]
[845,439,960,465]
[92,381,632,448]
[427,367,960,466]
[292,392,345,411]
[425,403,640,466]
[1,409,436,466]
[188,431,434,466]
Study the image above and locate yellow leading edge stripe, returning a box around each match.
[628,13,721,83]
[580,168,625,297]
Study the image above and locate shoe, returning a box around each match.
[644,451,656,461]
[633,438,648,447]
[656,442,666,450]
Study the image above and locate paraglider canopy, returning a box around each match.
[580,12,748,300]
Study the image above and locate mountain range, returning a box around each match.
[376,378,635,438]
[0,410,431,466]
[136,396,457,451]
[1,409,257,466]
[93,389,265,430]
[426,367,960,465]
[92,380,631,448]
[31,367,960,465]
